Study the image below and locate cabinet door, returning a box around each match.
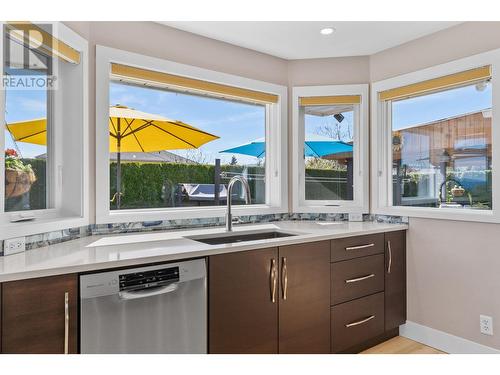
[209,248,279,353]
[1,274,78,354]
[278,241,330,354]
[385,231,407,331]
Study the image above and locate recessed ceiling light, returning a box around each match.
[320,27,335,35]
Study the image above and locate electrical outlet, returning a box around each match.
[349,213,363,222]
[480,315,493,336]
[4,236,26,256]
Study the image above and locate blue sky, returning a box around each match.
[5,89,47,158]
[109,82,266,165]
[392,83,491,130]
[4,81,492,161]
[305,111,354,143]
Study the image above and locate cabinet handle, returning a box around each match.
[64,291,69,354]
[345,273,375,284]
[270,258,277,303]
[345,315,375,328]
[281,257,288,300]
[387,240,392,274]
[345,243,374,251]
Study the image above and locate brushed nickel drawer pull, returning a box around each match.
[387,240,392,274]
[345,315,375,328]
[345,273,375,284]
[281,257,288,300]
[64,291,69,354]
[345,243,375,251]
[270,258,277,303]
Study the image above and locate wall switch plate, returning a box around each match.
[480,315,493,336]
[348,213,363,222]
[3,237,26,256]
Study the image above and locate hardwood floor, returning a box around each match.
[361,336,446,354]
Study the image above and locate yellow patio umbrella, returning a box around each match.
[6,105,219,208]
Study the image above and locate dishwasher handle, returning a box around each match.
[119,283,179,300]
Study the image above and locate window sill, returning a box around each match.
[96,204,287,224]
[374,206,498,223]
[293,205,367,214]
[0,214,88,240]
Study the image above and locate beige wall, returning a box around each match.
[371,21,500,349]
[370,21,500,82]
[65,21,500,349]
[407,218,500,348]
[288,56,370,86]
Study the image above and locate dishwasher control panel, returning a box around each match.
[80,258,206,299]
[119,266,179,291]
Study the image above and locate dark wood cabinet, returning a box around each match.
[331,254,384,305]
[0,229,406,355]
[331,233,384,262]
[1,274,78,354]
[278,241,330,354]
[384,230,407,331]
[331,292,385,353]
[209,247,279,353]
[209,241,331,354]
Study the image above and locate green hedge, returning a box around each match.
[5,159,349,211]
[305,168,349,201]
[110,162,268,209]
[110,162,349,209]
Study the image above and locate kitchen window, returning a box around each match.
[95,46,288,224]
[0,22,88,238]
[292,85,369,213]
[372,50,500,222]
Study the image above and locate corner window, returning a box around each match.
[292,85,369,213]
[1,22,88,236]
[95,47,288,223]
[372,52,500,222]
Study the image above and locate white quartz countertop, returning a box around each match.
[0,221,408,282]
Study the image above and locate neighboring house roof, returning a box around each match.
[36,151,196,164]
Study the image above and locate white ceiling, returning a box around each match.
[160,21,462,60]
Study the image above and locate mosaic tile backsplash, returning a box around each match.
[0,213,407,255]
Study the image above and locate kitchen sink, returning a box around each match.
[187,230,297,245]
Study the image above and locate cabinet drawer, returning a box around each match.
[331,292,384,353]
[331,234,384,262]
[331,254,384,305]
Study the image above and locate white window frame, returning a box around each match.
[95,45,288,224]
[0,22,89,239]
[371,49,500,223]
[292,84,369,213]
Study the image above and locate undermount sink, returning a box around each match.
[186,230,297,245]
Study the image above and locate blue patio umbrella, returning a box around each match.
[220,134,353,158]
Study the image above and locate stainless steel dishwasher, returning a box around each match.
[80,258,207,354]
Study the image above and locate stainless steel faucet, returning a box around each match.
[226,175,251,232]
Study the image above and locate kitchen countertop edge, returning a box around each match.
[0,221,408,283]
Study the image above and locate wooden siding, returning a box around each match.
[393,111,492,166]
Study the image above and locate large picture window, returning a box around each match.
[95,46,287,223]
[108,81,267,210]
[372,51,500,222]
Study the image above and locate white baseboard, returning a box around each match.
[400,321,500,354]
